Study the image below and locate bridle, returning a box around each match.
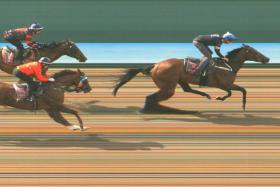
[77,75,88,90]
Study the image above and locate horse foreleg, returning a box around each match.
[178,80,211,99]
[56,104,84,131]
[45,108,80,130]
[229,84,247,111]
[216,89,232,101]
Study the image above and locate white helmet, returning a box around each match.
[223,32,237,41]
[38,57,51,64]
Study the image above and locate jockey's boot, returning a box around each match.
[26,86,38,102]
[15,49,24,64]
[192,59,209,76]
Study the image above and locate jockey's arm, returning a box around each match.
[25,35,34,47]
[214,46,224,58]
[34,67,49,82]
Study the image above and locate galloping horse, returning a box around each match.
[0,39,87,74]
[113,44,270,112]
[0,69,91,130]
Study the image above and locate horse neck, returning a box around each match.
[54,74,77,87]
[227,51,247,73]
[39,44,67,61]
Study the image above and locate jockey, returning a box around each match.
[192,32,237,75]
[12,57,55,101]
[3,23,44,63]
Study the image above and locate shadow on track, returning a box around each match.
[70,100,199,114]
[145,111,280,126]
[0,134,164,150]
[69,100,141,114]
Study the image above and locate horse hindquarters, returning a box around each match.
[151,60,182,89]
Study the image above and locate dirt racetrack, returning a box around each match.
[0,68,279,186]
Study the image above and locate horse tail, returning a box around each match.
[112,64,154,96]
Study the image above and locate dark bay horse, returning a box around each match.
[0,39,87,74]
[113,44,270,112]
[0,69,91,130]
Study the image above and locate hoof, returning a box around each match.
[216,97,224,101]
[206,95,211,100]
[67,125,81,131]
[81,126,89,131]
[139,108,154,114]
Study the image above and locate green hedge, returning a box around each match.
[1,0,279,42]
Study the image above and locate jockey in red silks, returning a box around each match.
[13,57,55,101]
[3,23,44,63]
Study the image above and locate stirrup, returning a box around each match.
[26,95,34,102]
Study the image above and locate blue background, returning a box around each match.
[0,43,278,64]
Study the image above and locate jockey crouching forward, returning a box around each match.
[3,23,44,63]
[192,32,237,75]
[13,57,55,101]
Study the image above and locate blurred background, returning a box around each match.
[0,0,279,63]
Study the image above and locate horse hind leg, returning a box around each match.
[142,88,175,113]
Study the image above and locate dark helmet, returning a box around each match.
[38,57,51,64]
[29,22,44,31]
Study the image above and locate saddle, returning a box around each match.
[184,57,222,86]
[2,46,37,65]
[184,57,228,72]
[13,83,44,101]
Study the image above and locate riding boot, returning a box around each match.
[193,59,210,76]
[26,89,34,101]
[27,83,38,102]
[16,49,24,64]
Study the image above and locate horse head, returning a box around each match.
[241,44,270,64]
[52,69,91,93]
[62,40,88,62]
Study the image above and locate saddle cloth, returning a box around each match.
[2,46,36,65]
[13,83,44,101]
[13,83,29,101]
[184,57,201,73]
[2,46,18,64]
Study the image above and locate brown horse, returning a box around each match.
[0,69,91,130]
[0,39,87,74]
[113,44,270,112]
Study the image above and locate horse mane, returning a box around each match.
[225,47,244,58]
[51,69,77,79]
[43,39,72,49]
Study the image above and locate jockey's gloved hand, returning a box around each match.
[37,42,47,48]
[48,78,55,82]
[31,42,39,48]
[31,42,46,49]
